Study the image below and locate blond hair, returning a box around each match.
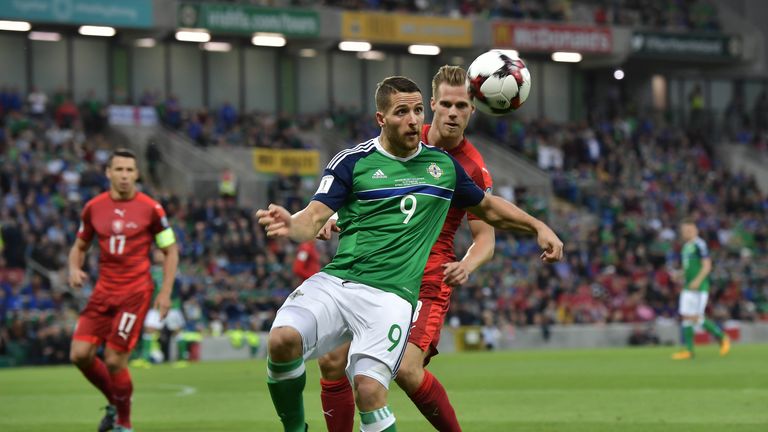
[431,65,467,98]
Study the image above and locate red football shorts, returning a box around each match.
[73,283,153,352]
[408,277,452,366]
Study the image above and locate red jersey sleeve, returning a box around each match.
[467,164,492,221]
[149,202,171,236]
[76,203,95,242]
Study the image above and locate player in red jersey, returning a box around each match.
[317,65,495,432]
[68,149,179,432]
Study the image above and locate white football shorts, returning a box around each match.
[678,290,709,317]
[271,272,412,383]
[144,308,186,331]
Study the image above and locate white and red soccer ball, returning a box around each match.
[466,50,531,116]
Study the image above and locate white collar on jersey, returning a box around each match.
[374,136,423,162]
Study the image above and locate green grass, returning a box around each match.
[1,344,767,431]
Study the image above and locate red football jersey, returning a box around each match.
[77,192,170,294]
[421,124,493,283]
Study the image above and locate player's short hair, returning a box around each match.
[432,65,467,98]
[107,148,138,168]
[375,76,421,112]
[680,217,697,226]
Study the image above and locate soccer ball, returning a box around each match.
[466,50,531,116]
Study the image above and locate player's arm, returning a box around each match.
[67,237,91,288]
[467,194,563,263]
[150,205,179,318]
[257,201,336,243]
[261,161,349,242]
[443,220,495,286]
[316,212,341,240]
[689,257,712,291]
[155,241,179,318]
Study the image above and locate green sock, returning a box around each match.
[360,406,396,431]
[703,319,724,340]
[267,357,306,432]
[683,325,695,353]
[141,334,153,360]
[177,340,188,360]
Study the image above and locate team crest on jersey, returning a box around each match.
[427,163,443,179]
[112,219,124,233]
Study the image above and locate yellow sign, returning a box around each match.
[252,148,320,176]
[341,12,472,47]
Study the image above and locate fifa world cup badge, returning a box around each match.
[428,163,443,179]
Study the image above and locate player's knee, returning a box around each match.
[394,358,424,393]
[682,316,698,327]
[318,351,347,381]
[268,326,303,361]
[69,344,92,367]
[69,349,88,366]
[354,375,387,412]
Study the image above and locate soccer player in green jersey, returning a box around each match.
[257,76,563,432]
[132,249,186,367]
[672,219,730,360]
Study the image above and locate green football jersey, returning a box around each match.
[313,137,485,306]
[681,237,710,292]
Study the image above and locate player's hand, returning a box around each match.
[688,280,701,291]
[537,225,564,263]
[68,268,88,289]
[442,261,471,286]
[316,219,341,240]
[256,204,292,238]
[154,292,172,320]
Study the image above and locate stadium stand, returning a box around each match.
[296,0,720,30]
[2,81,766,365]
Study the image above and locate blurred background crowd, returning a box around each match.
[1,73,766,364]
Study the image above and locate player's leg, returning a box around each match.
[103,348,133,431]
[129,311,157,369]
[343,282,414,432]
[139,309,163,364]
[268,323,307,432]
[104,289,153,431]
[71,294,117,431]
[395,292,461,431]
[673,291,698,359]
[318,342,355,432]
[353,367,396,432]
[695,292,730,355]
[268,273,349,432]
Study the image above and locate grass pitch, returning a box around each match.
[1,344,766,431]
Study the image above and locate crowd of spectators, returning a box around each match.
[455,112,768,339]
[288,0,720,31]
[0,86,334,365]
[135,90,316,150]
[0,86,113,366]
[215,0,721,31]
[2,83,766,366]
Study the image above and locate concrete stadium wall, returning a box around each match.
[447,321,768,351]
[196,322,768,361]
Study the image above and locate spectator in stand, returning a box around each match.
[80,90,106,135]
[55,98,79,129]
[164,94,182,129]
[27,86,48,120]
[753,89,768,133]
[145,139,162,186]
[218,102,238,132]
